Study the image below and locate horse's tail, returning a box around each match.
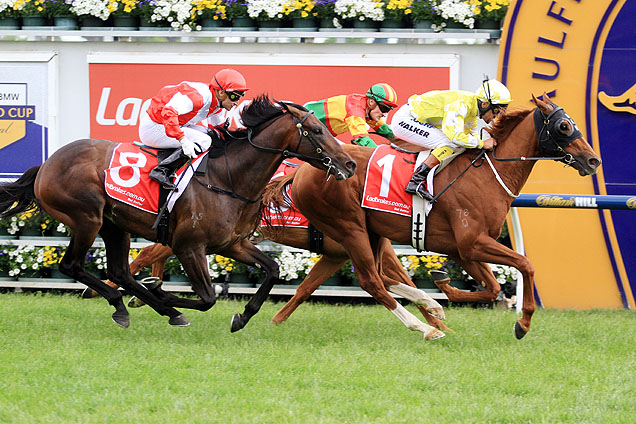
[259,171,297,232]
[0,166,40,218]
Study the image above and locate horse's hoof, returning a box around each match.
[127,296,146,308]
[112,311,130,328]
[428,307,446,321]
[514,321,528,339]
[430,270,450,282]
[169,314,190,327]
[231,313,246,333]
[81,287,98,299]
[424,328,446,341]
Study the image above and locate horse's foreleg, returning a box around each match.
[434,259,501,303]
[272,256,347,324]
[456,235,535,339]
[217,239,279,332]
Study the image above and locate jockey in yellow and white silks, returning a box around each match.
[391,79,513,201]
[304,83,398,148]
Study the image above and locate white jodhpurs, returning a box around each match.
[139,111,212,151]
[390,105,452,150]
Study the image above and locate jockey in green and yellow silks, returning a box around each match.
[304,83,398,148]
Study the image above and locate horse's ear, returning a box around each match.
[533,94,551,115]
[543,91,552,103]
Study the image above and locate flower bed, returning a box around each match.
[0,0,509,31]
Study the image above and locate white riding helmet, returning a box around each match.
[475,79,513,105]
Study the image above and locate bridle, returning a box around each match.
[193,102,341,204]
[492,103,581,165]
[246,102,339,175]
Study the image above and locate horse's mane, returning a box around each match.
[240,94,307,128]
[487,108,532,142]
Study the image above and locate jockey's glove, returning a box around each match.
[352,136,378,148]
[376,124,395,140]
[181,138,203,159]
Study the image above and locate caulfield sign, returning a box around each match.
[501,0,636,309]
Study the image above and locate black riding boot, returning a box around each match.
[405,163,434,201]
[149,148,188,190]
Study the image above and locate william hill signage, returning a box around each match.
[499,0,636,309]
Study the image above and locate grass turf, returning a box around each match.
[0,292,635,423]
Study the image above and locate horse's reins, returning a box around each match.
[246,102,339,178]
[420,104,582,201]
[193,102,337,204]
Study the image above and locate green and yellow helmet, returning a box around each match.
[366,83,399,108]
[475,79,512,105]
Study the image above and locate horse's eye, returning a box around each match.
[312,127,322,135]
[559,120,572,135]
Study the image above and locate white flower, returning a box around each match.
[437,0,474,28]
[247,0,286,20]
[71,0,112,20]
[334,0,384,21]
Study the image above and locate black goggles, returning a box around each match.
[225,90,245,102]
[377,102,393,114]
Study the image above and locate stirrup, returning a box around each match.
[415,182,435,202]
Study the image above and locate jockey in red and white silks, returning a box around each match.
[139,68,248,189]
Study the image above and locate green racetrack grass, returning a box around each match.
[1,292,635,423]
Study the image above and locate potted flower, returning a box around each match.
[163,255,187,282]
[381,0,411,29]
[247,0,287,29]
[281,0,318,29]
[70,0,112,27]
[8,245,44,279]
[14,0,48,26]
[191,0,227,29]
[225,0,254,27]
[41,0,76,28]
[0,0,22,28]
[107,0,140,28]
[469,0,509,29]
[136,0,194,31]
[313,0,336,28]
[409,0,437,30]
[334,0,383,30]
[271,248,319,283]
[435,0,474,30]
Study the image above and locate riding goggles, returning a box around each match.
[377,102,394,114]
[226,90,245,102]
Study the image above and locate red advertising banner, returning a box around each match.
[89,56,452,143]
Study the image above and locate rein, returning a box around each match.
[192,102,335,204]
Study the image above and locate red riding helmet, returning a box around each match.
[210,69,249,93]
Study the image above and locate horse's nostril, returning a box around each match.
[588,157,601,168]
[346,160,357,171]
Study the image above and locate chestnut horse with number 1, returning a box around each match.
[267,95,601,339]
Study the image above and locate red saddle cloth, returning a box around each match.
[104,142,205,214]
[104,143,161,214]
[361,144,415,217]
[260,160,309,228]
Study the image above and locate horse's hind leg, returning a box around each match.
[272,255,347,324]
[376,239,447,324]
[59,233,131,327]
[99,221,188,326]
